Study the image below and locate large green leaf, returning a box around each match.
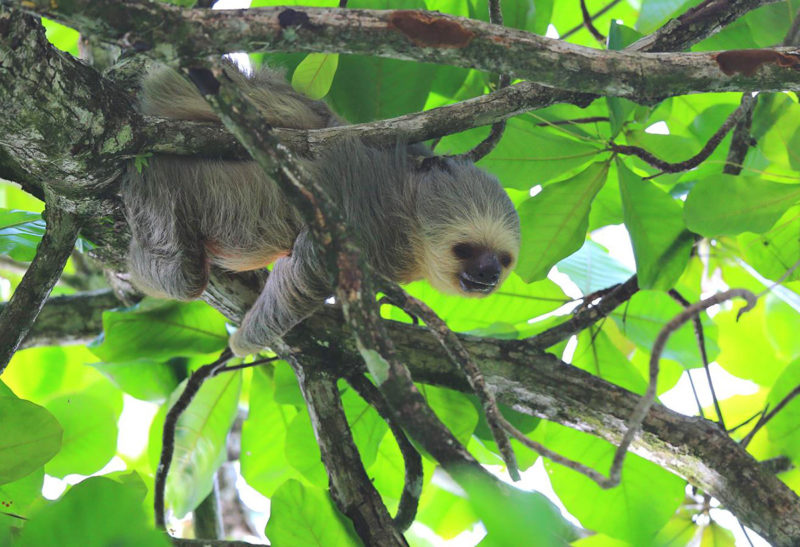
[452,468,577,547]
[154,371,242,518]
[714,303,788,386]
[517,162,609,282]
[611,290,719,367]
[557,239,634,295]
[536,423,685,544]
[0,209,44,262]
[382,274,569,333]
[439,118,603,190]
[241,368,299,497]
[420,385,478,448]
[341,381,389,469]
[0,466,44,534]
[44,389,121,478]
[15,477,169,547]
[265,479,359,546]
[0,397,61,485]
[90,358,186,402]
[285,410,328,488]
[291,53,339,100]
[684,175,800,236]
[739,206,800,283]
[618,160,692,289]
[572,330,647,394]
[90,299,228,362]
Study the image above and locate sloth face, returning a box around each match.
[451,242,514,295]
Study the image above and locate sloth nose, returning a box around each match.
[470,252,501,284]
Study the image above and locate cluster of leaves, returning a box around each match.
[2,0,800,545]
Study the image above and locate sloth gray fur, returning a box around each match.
[123,65,520,356]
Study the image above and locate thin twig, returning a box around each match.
[756,257,800,299]
[212,355,278,375]
[605,290,756,487]
[0,206,80,373]
[723,93,757,175]
[727,409,764,435]
[580,0,606,42]
[668,289,725,429]
[381,283,520,481]
[685,372,707,419]
[610,100,751,174]
[534,116,610,127]
[459,0,509,163]
[155,347,233,528]
[527,276,639,350]
[741,384,800,448]
[561,0,624,39]
[348,374,423,531]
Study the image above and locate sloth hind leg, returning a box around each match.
[230,228,331,356]
[128,224,209,302]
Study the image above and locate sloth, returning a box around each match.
[122,64,521,356]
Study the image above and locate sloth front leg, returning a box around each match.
[229,228,332,356]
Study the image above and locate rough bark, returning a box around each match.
[10,1,800,102]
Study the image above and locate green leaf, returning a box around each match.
[341,381,388,468]
[715,303,788,386]
[0,398,61,485]
[439,118,603,190]
[0,467,44,522]
[684,175,800,236]
[700,521,736,546]
[536,423,685,544]
[636,0,701,34]
[415,482,477,539]
[516,162,609,282]
[90,299,228,362]
[0,209,45,262]
[41,18,80,57]
[382,274,568,333]
[285,411,328,488]
[557,239,634,295]
[160,371,242,518]
[652,507,699,546]
[452,468,577,546]
[421,385,478,447]
[618,160,692,289]
[273,361,305,407]
[15,477,169,547]
[739,205,800,283]
[44,391,121,478]
[291,53,339,100]
[241,368,299,497]
[265,479,359,546]
[611,290,719,367]
[572,330,647,394]
[90,358,186,402]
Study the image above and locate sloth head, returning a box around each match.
[412,157,520,297]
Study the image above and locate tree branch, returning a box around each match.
[0,205,80,373]
[289,358,407,545]
[12,2,800,102]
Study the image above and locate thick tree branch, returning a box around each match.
[289,358,406,545]
[12,2,800,102]
[630,0,781,53]
[0,289,121,349]
[0,206,80,373]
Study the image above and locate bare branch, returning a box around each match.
[155,348,233,529]
[630,0,782,53]
[347,374,422,532]
[741,384,800,447]
[0,206,80,373]
[12,2,800,102]
[381,283,520,481]
[528,276,639,350]
[561,0,623,40]
[610,99,752,174]
[290,360,406,545]
[580,0,606,42]
[668,289,725,429]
